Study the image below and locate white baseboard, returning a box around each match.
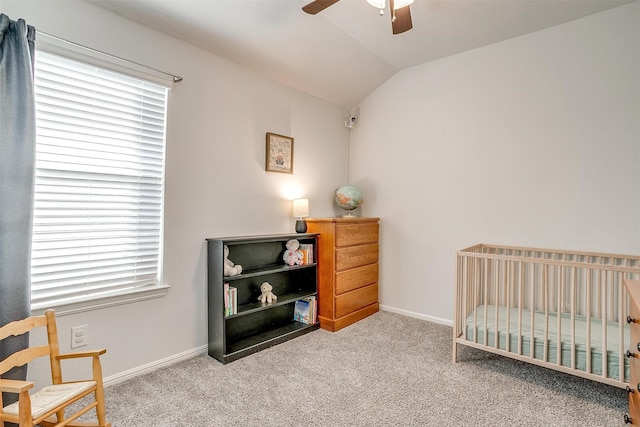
[380,304,453,327]
[104,345,208,387]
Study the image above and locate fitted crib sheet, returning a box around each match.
[465,304,629,381]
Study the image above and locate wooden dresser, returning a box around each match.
[625,279,640,425]
[306,217,379,332]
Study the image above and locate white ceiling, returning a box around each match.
[88,0,633,108]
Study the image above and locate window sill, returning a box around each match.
[31,284,170,317]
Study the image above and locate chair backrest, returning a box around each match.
[0,310,63,383]
[0,309,109,427]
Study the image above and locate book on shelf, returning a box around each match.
[293,295,317,325]
[230,287,237,315]
[224,283,229,316]
[305,295,317,324]
[299,244,314,265]
[293,299,311,324]
[224,283,237,317]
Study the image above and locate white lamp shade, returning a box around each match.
[366,0,385,8]
[292,199,309,218]
[367,0,413,10]
[394,0,414,8]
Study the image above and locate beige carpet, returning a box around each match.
[95,311,625,426]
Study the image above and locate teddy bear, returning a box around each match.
[258,282,277,304]
[282,239,303,266]
[223,245,242,276]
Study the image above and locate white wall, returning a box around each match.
[3,0,639,386]
[350,2,640,323]
[1,0,349,384]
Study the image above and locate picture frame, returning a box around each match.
[265,132,294,174]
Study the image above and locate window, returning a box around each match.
[31,46,171,312]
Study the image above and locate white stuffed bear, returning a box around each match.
[224,245,242,276]
[283,239,303,266]
[258,282,277,304]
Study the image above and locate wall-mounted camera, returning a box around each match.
[345,115,358,129]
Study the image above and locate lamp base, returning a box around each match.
[295,219,307,233]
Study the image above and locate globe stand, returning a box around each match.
[337,206,361,218]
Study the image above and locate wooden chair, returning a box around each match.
[0,309,110,427]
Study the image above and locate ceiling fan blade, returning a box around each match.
[391,3,413,34]
[302,0,340,15]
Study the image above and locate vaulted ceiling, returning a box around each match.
[89,0,633,108]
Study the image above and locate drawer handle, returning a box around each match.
[625,414,632,424]
[627,350,636,358]
[629,315,638,324]
[637,342,640,352]
[627,385,635,394]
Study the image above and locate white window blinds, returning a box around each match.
[31,50,169,310]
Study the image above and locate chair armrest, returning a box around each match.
[56,348,106,360]
[0,378,34,393]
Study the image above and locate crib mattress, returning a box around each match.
[464,304,629,382]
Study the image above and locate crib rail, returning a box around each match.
[453,244,640,388]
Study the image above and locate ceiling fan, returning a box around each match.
[302,0,413,35]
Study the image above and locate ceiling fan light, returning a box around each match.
[393,0,413,9]
[366,0,385,9]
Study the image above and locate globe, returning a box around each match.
[335,185,363,216]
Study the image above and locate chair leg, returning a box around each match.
[18,391,34,427]
[56,407,65,424]
[92,356,109,427]
[95,388,108,426]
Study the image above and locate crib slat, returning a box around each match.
[544,264,549,363]
[530,263,535,359]
[506,260,511,353]
[571,266,576,370]
[618,272,625,382]
[586,269,592,375]
[518,261,524,356]
[601,270,607,378]
[610,268,615,321]
[484,258,489,347]
[459,255,466,340]
[473,256,478,343]
[556,265,561,366]
[495,259,499,350]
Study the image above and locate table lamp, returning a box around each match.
[293,198,309,233]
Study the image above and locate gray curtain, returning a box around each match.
[0,13,36,406]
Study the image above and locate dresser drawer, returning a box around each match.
[632,324,640,360]
[632,301,640,325]
[630,392,640,425]
[632,302,640,392]
[335,283,378,318]
[631,320,640,389]
[335,223,379,247]
[630,355,640,389]
[336,263,379,295]
[336,243,378,271]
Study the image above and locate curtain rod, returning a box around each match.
[36,30,183,83]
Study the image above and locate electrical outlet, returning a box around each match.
[71,325,88,349]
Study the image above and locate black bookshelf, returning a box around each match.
[206,233,319,363]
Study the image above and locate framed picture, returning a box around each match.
[265,132,294,174]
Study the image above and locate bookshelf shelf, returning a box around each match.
[225,321,313,362]
[206,233,319,363]
[227,290,318,318]
[225,263,317,281]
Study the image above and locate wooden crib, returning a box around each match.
[453,244,640,388]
